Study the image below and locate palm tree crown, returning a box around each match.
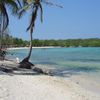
[0,0,19,32]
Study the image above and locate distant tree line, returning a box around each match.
[5,37,100,47]
[31,39,100,47]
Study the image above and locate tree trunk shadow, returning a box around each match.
[0,62,52,76]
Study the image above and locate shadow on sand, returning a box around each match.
[0,64,100,78]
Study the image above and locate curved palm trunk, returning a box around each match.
[27,32,33,61]
[27,30,33,61]
[19,29,34,69]
[21,30,33,62]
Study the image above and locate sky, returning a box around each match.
[8,0,100,40]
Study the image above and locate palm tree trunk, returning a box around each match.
[19,29,34,69]
[21,30,33,62]
[27,30,33,60]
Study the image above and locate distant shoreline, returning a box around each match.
[7,46,100,50]
[7,46,61,50]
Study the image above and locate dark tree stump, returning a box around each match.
[19,61,34,69]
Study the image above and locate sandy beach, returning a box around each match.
[0,61,100,100]
[7,46,60,50]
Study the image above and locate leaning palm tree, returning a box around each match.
[19,0,43,65]
[19,0,62,68]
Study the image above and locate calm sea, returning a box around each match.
[8,47,100,81]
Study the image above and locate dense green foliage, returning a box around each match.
[5,37,100,47]
[1,33,100,47]
[31,39,100,47]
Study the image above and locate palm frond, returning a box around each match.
[39,3,43,22]
[0,0,20,31]
[0,3,9,32]
[42,0,63,8]
[5,0,19,15]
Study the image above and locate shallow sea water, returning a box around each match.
[7,47,100,82]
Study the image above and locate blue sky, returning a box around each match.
[9,0,100,40]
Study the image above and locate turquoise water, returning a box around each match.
[8,47,100,78]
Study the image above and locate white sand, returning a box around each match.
[0,61,100,100]
[7,46,60,50]
[0,74,100,100]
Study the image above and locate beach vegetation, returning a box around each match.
[5,35,100,47]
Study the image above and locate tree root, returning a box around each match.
[19,61,34,69]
